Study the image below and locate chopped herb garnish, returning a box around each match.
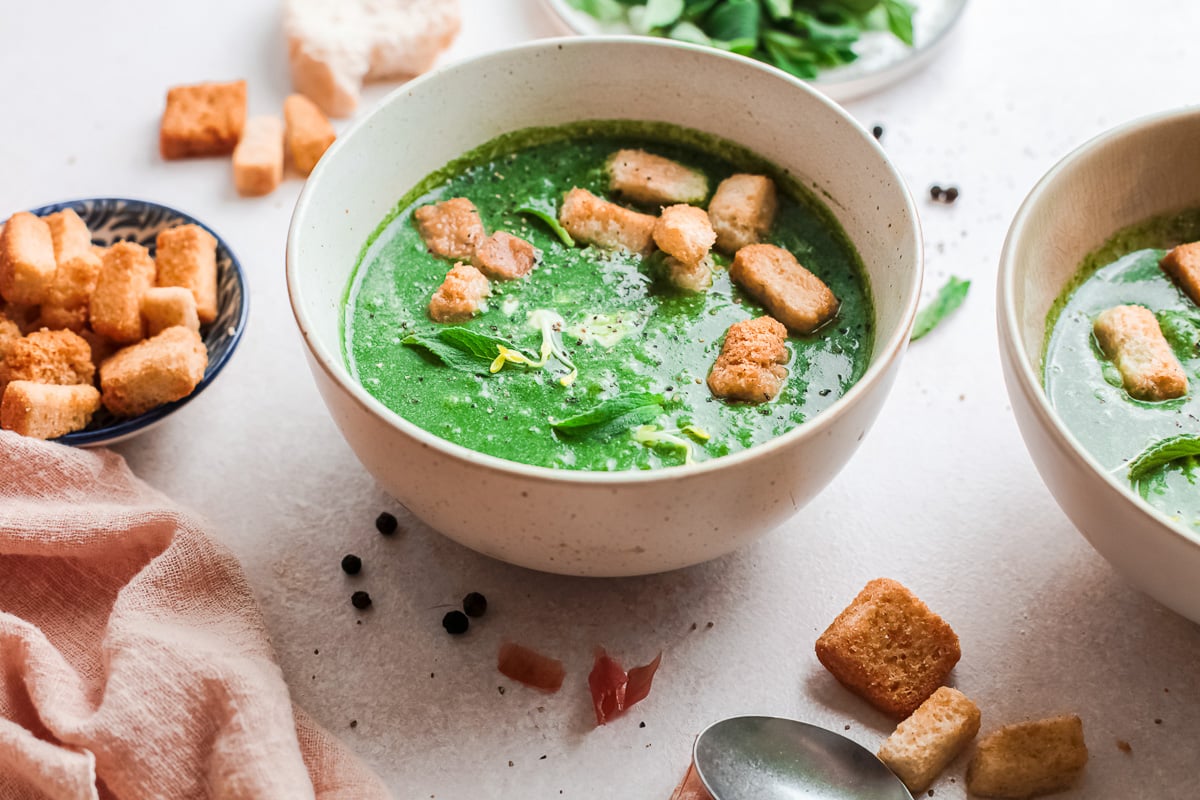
[551,393,666,439]
[633,424,697,465]
[402,328,539,375]
[1125,435,1200,498]
[517,200,575,247]
[910,276,971,341]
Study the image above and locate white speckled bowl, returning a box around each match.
[999,108,1200,622]
[287,37,922,576]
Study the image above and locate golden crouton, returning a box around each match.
[559,188,657,255]
[0,312,22,362]
[100,326,208,417]
[653,204,716,266]
[90,242,157,343]
[878,686,982,793]
[429,263,490,322]
[1160,241,1200,307]
[709,174,778,253]
[45,209,93,263]
[1,302,41,334]
[1093,305,1187,401]
[159,80,248,159]
[0,328,95,398]
[1,381,101,439]
[0,211,56,305]
[472,232,537,280]
[607,149,708,206]
[414,198,486,261]
[142,287,201,336]
[707,316,789,403]
[156,224,219,324]
[79,328,119,374]
[731,244,839,335]
[233,116,285,197]
[966,716,1088,798]
[664,255,713,293]
[40,211,102,333]
[815,578,961,718]
[284,94,336,176]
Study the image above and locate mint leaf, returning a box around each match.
[911,276,971,342]
[402,328,536,375]
[402,333,491,374]
[1158,310,1200,357]
[1127,436,1200,497]
[881,0,915,46]
[551,393,665,439]
[517,200,575,247]
[638,0,684,30]
[762,0,792,21]
[566,0,627,22]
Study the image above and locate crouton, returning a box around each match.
[1,381,101,439]
[156,224,219,324]
[653,204,716,266]
[878,686,982,793]
[159,80,248,159]
[664,255,713,293]
[472,232,537,280]
[707,316,789,403]
[100,326,208,417]
[40,211,102,332]
[731,244,839,335]
[142,287,201,336]
[90,244,109,260]
[0,312,22,362]
[1160,241,1200,307]
[44,209,93,264]
[607,149,708,206]
[414,198,486,261]
[1,302,41,334]
[966,716,1088,798]
[669,762,715,800]
[814,578,961,718]
[90,242,157,343]
[233,116,285,197]
[709,174,778,253]
[429,263,490,322]
[559,188,657,255]
[284,94,336,176]
[0,211,56,305]
[1093,305,1187,401]
[79,328,119,374]
[0,328,95,398]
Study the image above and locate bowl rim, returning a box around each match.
[26,196,251,447]
[998,106,1200,550]
[286,35,924,486]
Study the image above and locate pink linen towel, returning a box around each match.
[0,431,391,800]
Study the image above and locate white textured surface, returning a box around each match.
[2,1,1198,798]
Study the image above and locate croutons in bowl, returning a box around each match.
[0,198,248,446]
[287,37,922,576]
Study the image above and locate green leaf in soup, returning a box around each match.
[401,333,492,374]
[910,276,971,341]
[550,392,666,439]
[1158,310,1200,357]
[630,0,684,33]
[402,328,537,375]
[1126,435,1200,498]
[705,0,760,46]
[762,0,793,21]
[880,0,916,46]
[566,0,628,22]
[668,20,713,45]
[516,200,575,247]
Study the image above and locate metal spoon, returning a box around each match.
[693,716,914,800]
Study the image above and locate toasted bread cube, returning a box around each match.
[967,716,1088,798]
[1,381,101,439]
[1160,241,1200,307]
[665,254,713,293]
[472,232,537,280]
[731,244,838,335]
[142,287,201,337]
[41,212,103,332]
[284,94,336,176]
[78,328,119,374]
[37,305,90,333]
[669,762,715,800]
[233,116,285,197]
[100,326,208,417]
[707,316,789,403]
[607,149,707,206]
[815,578,961,718]
[0,211,56,305]
[90,244,109,260]
[90,242,157,343]
[1093,305,1187,401]
[710,174,778,253]
[1,302,41,334]
[0,312,22,362]
[45,209,93,263]
[653,204,716,266]
[159,80,247,159]
[428,263,490,322]
[878,686,982,793]
[0,328,95,398]
[156,224,219,324]
[414,198,485,261]
[559,188,657,255]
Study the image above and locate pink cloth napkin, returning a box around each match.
[0,431,391,800]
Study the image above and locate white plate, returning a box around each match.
[541,0,968,103]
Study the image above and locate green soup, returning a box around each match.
[343,121,873,471]
[1044,209,1200,528]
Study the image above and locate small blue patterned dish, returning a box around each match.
[21,198,249,447]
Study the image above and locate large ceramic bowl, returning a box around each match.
[287,37,922,576]
[998,108,1200,622]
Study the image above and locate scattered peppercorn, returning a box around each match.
[930,185,960,204]
[871,124,884,140]
[639,721,646,729]
[351,591,372,610]
[930,185,943,200]
[350,720,358,729]
[463,591,488,618]
[375,511,399,536]
[442,610,469,634]
[341,554,362,575]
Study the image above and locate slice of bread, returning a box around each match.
[966,715,1087,798]
[878,686,981,793]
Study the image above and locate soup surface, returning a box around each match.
[343,121,873,471]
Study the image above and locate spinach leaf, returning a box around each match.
[1126,436,1200,497]
[881,0,915,46]
[566,0,627,22]
[632,0,684,31]
[551,393,666,439]
[516,200,575,247]
[707,0,760,50]
[910,276,971,342]
[762,0,793,21]
[669,20,713,44]
[402,328,535,375]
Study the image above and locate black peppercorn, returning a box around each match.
[442,610,469,634]
[341,554,362,575]
[351,591,372,610]
[462,592,488,618]
[871,124,883,140]
[375,512,399,536]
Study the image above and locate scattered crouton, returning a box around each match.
[429,263,490,322]
[156,224,219,324]
[559,188,657,255]
[90,242,157,343]
[0,211,56,305]
[159,80,248,159]
[142,287,201,337]
[669,762,715,800]
[709,174,778,253]
[664,255,713,293]
[0,328,95,398]
[815,578,961,718]
[707,316,789,403]
[607,149,708,206]
[731,244,838,335]
[1160,241,1200,307]
[1,381,101,439]
[878,686,982,793]
[414,198,486,261]
[966,716,1088,798]
[653,204,716,266]
[1093,305,1187,401]
[233,116,285,196]
[472,232,537,280]
[100,326,208,417]
[284,94,336,176]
